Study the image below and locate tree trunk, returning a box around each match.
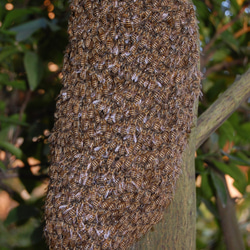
[131,107,197,250]
[131,0,198,248]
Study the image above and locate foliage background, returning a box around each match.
[0,0,249,249]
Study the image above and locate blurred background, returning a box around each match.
[0,0,249,249]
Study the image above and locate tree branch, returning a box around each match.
[204,59,244,77]
[196,68,250,149]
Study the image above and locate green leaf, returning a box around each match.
[24,51,43,90]
[0,73,27,90]
[0,100,5,111]
[196,187,202,208]
[0,127,10,142]
[0,73,9,84]
[234,151,250,166]
[2,9,33,29]
[193,0,210,20]
[222,151,250,166]
[239,122,250,141]
[195,159,206,174]
[9,18,47,41]
[45,19,61,32]
[201,197,219,218]
[0,46,19,62]
[230,0,240,12]
[9,17,60,41]
[210,170,227,207]
[2,80,27,90]
[4,205,39,227]
[200,172,214,200]
[221,30,239,52]
[213,160,247,194]
[0,115,29,126]
[0,141,23,159]
[212,49,230,62]
[0,161,6,170]
[1,218,41,247]
[218,120,235,148]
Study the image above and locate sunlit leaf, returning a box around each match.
[213,160,247,194]
[24,51,43,90]
[201,197,219,218]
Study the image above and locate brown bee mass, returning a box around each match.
[44,0,201,249]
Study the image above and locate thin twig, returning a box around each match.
[204,59,244,77]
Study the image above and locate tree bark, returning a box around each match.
[131,120,197,250]
[131,0,198,248]
[131,68,250,250]
[196,68,250,149]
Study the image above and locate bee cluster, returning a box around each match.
[44,0,201,249]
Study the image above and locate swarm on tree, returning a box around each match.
[44,0,201,249]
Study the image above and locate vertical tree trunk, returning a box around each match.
[131,114,197,250]
[44,0,200,248]
[132,0,198,247]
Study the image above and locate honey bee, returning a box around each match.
[113,94,123,105]
[91,159,99,170]
[106,36,113,50]
[88,109,95,119]
[118,41,124,53]
[114,160,122,169]
[124,19,132,29]
[93,7,100,18]
[153,121,161,132]
[84,1,92,11]
[102,239,111,249]
[82,120,89,131]
[98,27,106,42]
[88,129,95,138]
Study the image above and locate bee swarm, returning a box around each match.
[44,0,201,249]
